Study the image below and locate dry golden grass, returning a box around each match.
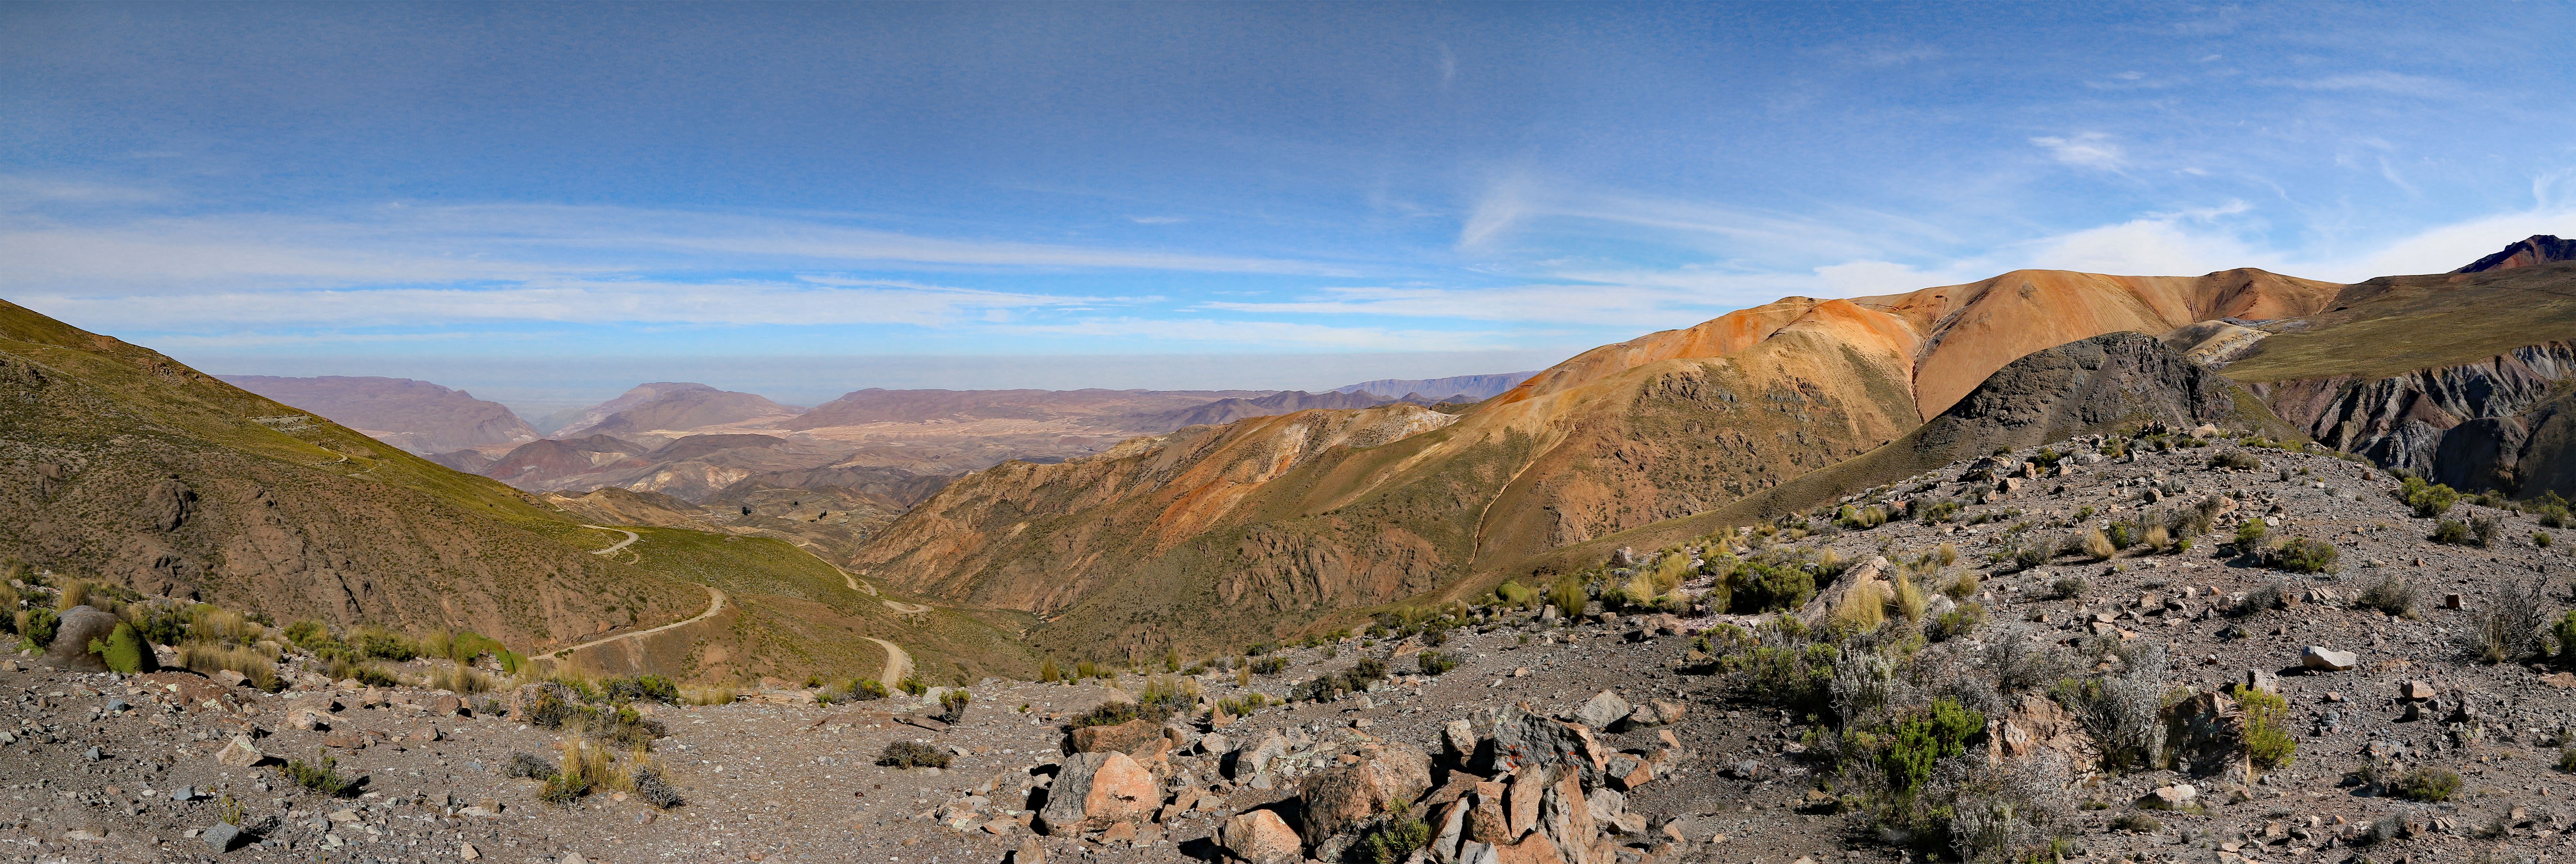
[55,580,90,612]
[680,683,739,706]
[177,644,278,691]
[1833,582,1887,629]
[428,662,496,694]
[1889,574,1927,622]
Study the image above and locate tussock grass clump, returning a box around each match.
[428,662,495,695]
[178,644,281,691]
[1941,570,1980,601]
[1925,604,1986,643]
[2207,451,2262,472]
[281,750,354,796]
[1416,650,1459,676]
[681,684,739,705]
[325,655,401,687]
[1216,692,1274,717]
[876,740,950,769]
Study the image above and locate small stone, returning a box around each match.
[2401,681,2435,700]
[83,746,102,761]
[203,822,245,852]
[459,842,480,861]
[212,735,262,767]
[1009,836,1046,864]
[2242,669,2278,694]
[2300,647,2357,672]
[171,785,206,801]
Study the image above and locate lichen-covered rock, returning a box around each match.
[1569,692,1630,730]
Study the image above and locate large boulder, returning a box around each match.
[2301,646,2358,672]
[1464,791,1512,845]
[1217,809,1303,864]
[1506,768,1547,836]
[1482,707,1611,786]
[1492,833,1568,864]
[41,606,118,672]
[1616,700,1685,731]
[1037,751,1158,835]
[1070,719,1169,756]
[1298,743,1434,843]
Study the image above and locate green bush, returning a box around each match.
[87,622,147,673]
[2234,520,2267,547]
[2355,575,2417,617]
[350,627,420,661]
[1917,498,1962,523]
[2047,576,2089,601]
[876,740,951,769]
[537,772,589,805]
[2112,812,2162,832]
[1416,650,1459,676]
[2431,519,2473,545]
[2263,537,2340,573]
[1545,578,1587,618]
[2400,476,2459,518]
[1877,699,1986,800]
[2227,685,2296,770]
[601,675,680,704]
[2394,767,2461,802]
[281,751,353,796]
[16,607,59,651]
[2207,451,2262,471]
[1356,800,1431,864]
[1248,655,1290,675]
[1924,603,1986,642]
[936,688,973,723]
[1723,560,1816,613]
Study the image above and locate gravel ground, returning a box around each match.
[3,435,2571,864]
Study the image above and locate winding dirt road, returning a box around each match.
[582,525,641,556]
[544,584,726,661]
[863,637,913,687]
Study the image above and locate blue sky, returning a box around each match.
[6,2,2575,410]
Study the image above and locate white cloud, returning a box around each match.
[12,278,1117,330]
[1126,216,1187,225]
[2030,133,2127,170]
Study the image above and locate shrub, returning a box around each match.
[2112,812,2162,833]
[349,627,420,661]
[1877,699,1987,800]
[898,675,929,696]
[2355,574,2417,617]
[1038,658,1061,682]
[2261,537,2339,573]
[2473,514,2503,547]
[1984,629,2071,693]
[2046,576,2089,601]
[2226,685,2296,770]
[504,752,554,778]
[2400,476,2459,518]
[2053,642,2168,772]
[629,766,684,809]
[936,688,973,723]
[282,619,333,651]
[1248,655,1291,675]
[15,607,58,651]
[1416,650,1459,676]
[1918,499,1963,523]
[2393,766,2461,802]
[876,740,950,769]
[325,655,398,687]
[1355,800,1432,864]
[1926,604,1986,643]
[86,622,147,674]
[1724,559,1816,612]
[2560,746,2576,774]
[2432,519,2474,544]
[2472,577,2551,664]
[281,751,354,796]
[2233,520,2267,548]
[601,675,680,704]
[2540,531,2556,548]
[2208,451,2262,471]
[538,772,589,805]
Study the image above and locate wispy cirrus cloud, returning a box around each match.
[2030,133,2127,170]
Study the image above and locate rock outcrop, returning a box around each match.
[2251,342,2576,495]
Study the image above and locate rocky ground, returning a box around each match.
[3,432,2572,864]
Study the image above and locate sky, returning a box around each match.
[6,2,2576,412]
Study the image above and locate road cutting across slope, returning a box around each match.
[544,585,726,661]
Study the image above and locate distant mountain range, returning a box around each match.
[1331,372,1537,401]
[217,375,537,454]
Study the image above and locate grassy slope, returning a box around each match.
[2223,262,2576,382]
[0,298,1019,683]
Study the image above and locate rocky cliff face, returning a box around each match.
[2454,234,2576,273]
[1911,332,2245,457]
[2250,342,2576,494]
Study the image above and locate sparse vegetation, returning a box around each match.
[1354,799,1431,864]
[281,750,354,797]
[2356,574,2418,618]
[1416,649,1459,676]
[2207,451,2262,472]
[2393,766,2461,802]
[2227,684,2296,770]
[2046,576,2089,601]
[2401,476,2460,518]
[2471,577,2551,664]
[876,740,950,769]
[935,688,972,723]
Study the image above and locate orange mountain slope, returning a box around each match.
[852,267,2338,660]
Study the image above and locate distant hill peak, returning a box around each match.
[2455,235,2576,273]
[1333,372,1537,401]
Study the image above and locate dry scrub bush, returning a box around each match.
[2355,574,2418,618]
[2471,577,2552,664]
[2055,641,2169,772]
[1940,752,2072,863]
[681,684,739,706]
